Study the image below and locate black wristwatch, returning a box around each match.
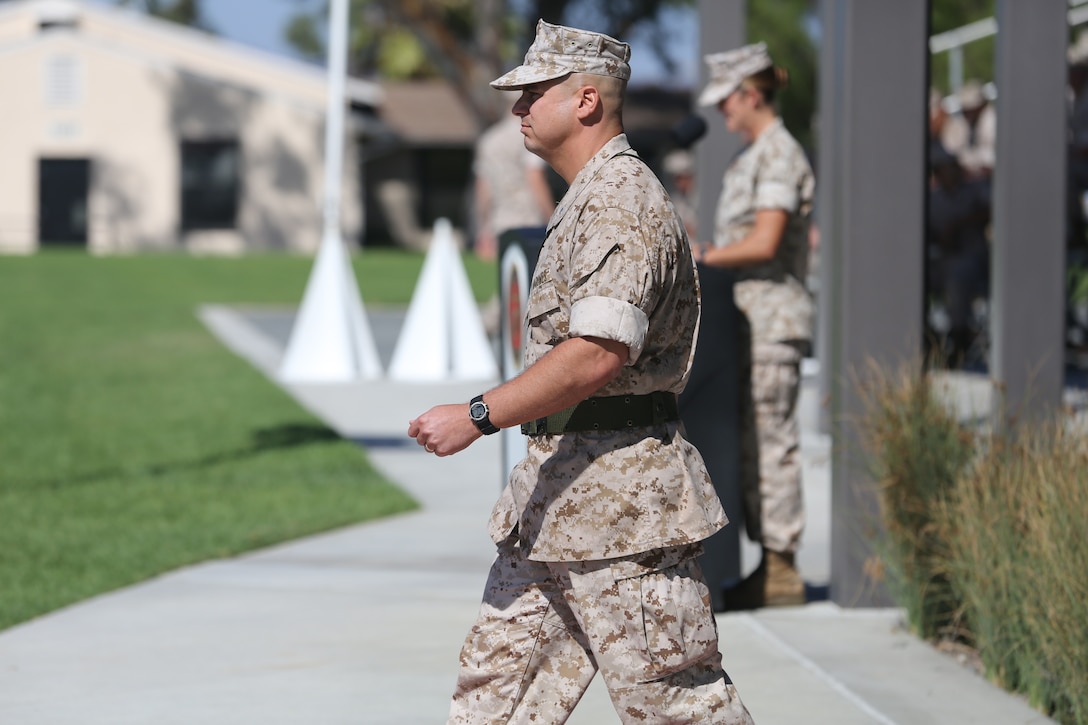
[469,394,499,435]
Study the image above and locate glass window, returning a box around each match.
[180,140,240,230]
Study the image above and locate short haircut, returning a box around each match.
[569,72,627,118]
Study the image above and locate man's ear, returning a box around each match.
[574,84,601,120]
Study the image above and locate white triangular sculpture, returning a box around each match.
[388,218,499,381]
[279,229,383,382]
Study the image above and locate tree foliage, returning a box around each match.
[285,0,696,125]
[115,0,213,32]
[749,0,818,152]
[929,0,996,94]
[526,0,694,77]
[747,1,1006,156]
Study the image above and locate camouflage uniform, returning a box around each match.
[453,133,752,725]
[450,24,754,720]
[487,135,728,561]
[450,539,750,724]
[474,115,550,238]
[939,81,996,179]
[714,117,814,555]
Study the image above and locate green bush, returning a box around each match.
[862,368,1088,724]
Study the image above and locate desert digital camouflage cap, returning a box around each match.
[490,19,631,90]
[697,42,773,107]
[956,80,986,111]
[1071,31,1088,67]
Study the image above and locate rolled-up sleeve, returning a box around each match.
[754,153,801,213]
[570,296,649,363]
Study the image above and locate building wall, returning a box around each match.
[0,7,363,255]
[85,37,177,252]
[0,36,47,251]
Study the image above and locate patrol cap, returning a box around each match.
[490,19,631,90]
[1070,31,1088,67]
[956,80,986,111]
[697,42,773,107]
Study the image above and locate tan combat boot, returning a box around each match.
[719,548,805,611]
[763,550,805,607]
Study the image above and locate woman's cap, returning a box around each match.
[491,20,631,90]
[697,42,773,108]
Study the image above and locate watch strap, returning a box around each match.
[470,394,499,435]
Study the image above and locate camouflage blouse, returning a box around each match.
[488,134,728,561]
[714,118,815,344]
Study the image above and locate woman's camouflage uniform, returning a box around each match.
[714,117,815,555]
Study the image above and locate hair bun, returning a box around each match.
[774,66,790,89]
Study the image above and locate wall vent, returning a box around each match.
[44,55,82,106]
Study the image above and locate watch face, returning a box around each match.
[470,401,487,420]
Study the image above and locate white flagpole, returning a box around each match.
[280,0,382,382]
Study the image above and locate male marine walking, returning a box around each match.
[409,20,754,725]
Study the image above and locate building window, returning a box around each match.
[180,140,240,230]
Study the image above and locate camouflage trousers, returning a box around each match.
[448,537,754,724]
[738,336,806,555]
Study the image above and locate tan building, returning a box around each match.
[365,80,480,250]
[0,0,382,254]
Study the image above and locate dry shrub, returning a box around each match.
[859,364,974,640]
[862,364,1088,724]
[944,425,1088,724]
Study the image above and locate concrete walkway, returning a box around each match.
[0,305,1052,725]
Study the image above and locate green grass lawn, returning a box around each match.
[0,249,497,631]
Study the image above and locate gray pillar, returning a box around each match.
[694,0,747,601]
[815,0,843,435]
[823,0,928,607]
[990,0,1067,423]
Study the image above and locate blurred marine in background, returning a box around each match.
[694,42,815,612]
[472,115,555,261]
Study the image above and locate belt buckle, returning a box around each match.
[652,393,666,426]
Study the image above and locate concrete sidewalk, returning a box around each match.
[0,305,1051,724]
